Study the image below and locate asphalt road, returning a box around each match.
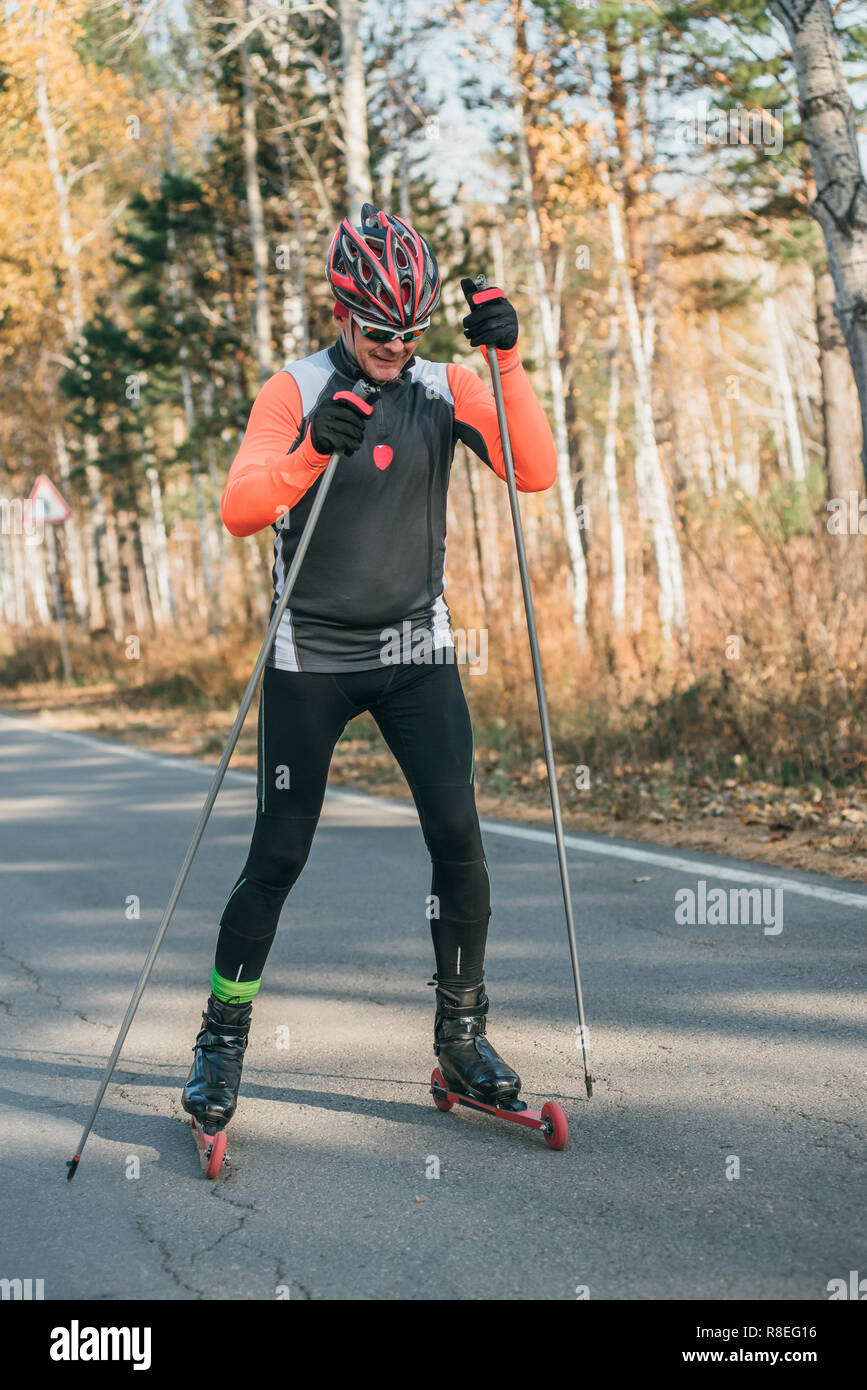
[1,710,864,1301]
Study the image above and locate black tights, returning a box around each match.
[215,658,490,992]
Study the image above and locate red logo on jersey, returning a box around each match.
[373,445,394,471]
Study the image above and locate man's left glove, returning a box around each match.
[461,278,519,350]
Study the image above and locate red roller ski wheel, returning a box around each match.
[540,1100,568,1151]
[430,1067,454,1111]
[191,1116,228,1178]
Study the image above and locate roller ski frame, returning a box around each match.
[429,1067,568,1150]
[189,1115,229,1179]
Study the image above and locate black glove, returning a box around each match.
[309,390,378,456]
[461,278,519,350]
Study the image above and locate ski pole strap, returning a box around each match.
[332,390,375,415]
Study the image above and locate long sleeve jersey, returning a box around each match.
[221,334,557,672]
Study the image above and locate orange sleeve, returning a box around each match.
[220,372,333,538]
[446,347,557,493]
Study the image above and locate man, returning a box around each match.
[181,203,557,1136]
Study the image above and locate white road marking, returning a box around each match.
[0,712,253,783]
[2,711,866,913]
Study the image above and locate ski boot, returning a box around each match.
[429,981,569,1149]
[181,994,252,1177]
[432,981,521,1104]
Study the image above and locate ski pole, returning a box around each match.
[468,273,593,1098]
[66,377,378,1180]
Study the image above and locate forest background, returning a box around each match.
[2,0,867,878]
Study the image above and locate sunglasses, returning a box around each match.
[352,313,430,344]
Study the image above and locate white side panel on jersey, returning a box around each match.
[273,606,301,671]
[281,348,335,415]
[271,529,301,670]
[430,591,454,650]
[409,357,454,406]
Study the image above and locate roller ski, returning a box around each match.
[428,982,568,1150]
[181,994,252,1178]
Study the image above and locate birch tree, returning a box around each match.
[338,0,373,217]
[767,0,867,478]
[601,286,626,627]
[239,14,275,384]
[514,1,589,644]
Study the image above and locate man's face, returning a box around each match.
[344,316,424,382]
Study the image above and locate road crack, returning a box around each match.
[0,937,112,1033]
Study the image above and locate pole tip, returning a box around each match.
[66,1156,80,1182]
[585,1075,593,1099]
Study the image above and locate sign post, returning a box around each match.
[28,476,72,683]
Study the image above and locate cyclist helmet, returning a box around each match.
[326,202,441,328]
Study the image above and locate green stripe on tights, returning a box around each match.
[211,969,262,1004]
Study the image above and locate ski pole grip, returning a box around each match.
[332,389,375,416]
[464,273,505,310]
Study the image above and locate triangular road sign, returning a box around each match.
[29,475,71,524]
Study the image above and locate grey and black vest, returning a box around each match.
[265,336,484,673]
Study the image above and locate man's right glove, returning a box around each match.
[309,390,378,456]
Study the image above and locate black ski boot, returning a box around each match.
[181,994,252,1132]
[433,981,521,1104]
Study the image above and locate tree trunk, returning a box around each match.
[338,0,373,218]
[83,456,124,637]
[138,515,161,627]
[273,132,310,362]
[11,526,29,627]
[604,22,641,283]
[202,380,227,621]
[708,312,740,485]
[117,509,149,635]
[213,212,250,430]
[514,9,589,644]
[760,267,807,480]
[27,532,52,626]
[240,16,275,384]
[769,0,867,479]
[0,531,15,624]
[179,365,217,629]
[601,304,627,628]
[52,422,89,627]
[816,268,864,493]
[145,465,176,623]
[608,189,690,648]
[816,266,865,588]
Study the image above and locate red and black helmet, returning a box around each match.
[326,202,441,328]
